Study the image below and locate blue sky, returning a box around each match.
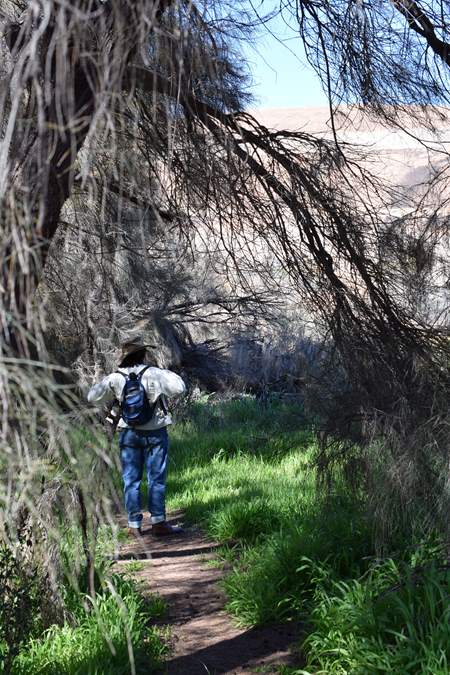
[241,4,328,109]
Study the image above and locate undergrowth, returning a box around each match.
[301,557,450,674]
[6,397,446,674]
[8,572,167,675]
[0,429,167,674]
[167,397,450,674]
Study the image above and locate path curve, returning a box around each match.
[114,512,301,675]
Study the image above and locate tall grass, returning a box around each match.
[168,398,372,625]
[301,558,450,674]
[10,573,167,675]
[167,397,450,672]
[1,422,166,675]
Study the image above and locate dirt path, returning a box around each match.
[114,512,301,675]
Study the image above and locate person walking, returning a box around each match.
[87,337,186,537]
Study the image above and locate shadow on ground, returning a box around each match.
[115,512,303,675]
[161,621,301,675]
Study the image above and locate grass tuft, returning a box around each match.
[301,559,450,674]
[12,574,167,675]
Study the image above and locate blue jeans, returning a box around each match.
[119,427,169,527]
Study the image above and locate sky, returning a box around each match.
[241,5,328,109]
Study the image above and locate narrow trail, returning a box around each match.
[114,512,301,675]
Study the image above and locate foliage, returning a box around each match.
[293,1,450,110]
[2,0,450,670]
[168,399,371,625]
[0,545,45,674]
[0,424,165,674]
[168,399,450,671]
[2,3,450,628]
[301,558,450,674]
[11,573,167,675]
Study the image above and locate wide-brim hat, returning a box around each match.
[119,337,156,362]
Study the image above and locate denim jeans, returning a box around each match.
[119,426,168,527]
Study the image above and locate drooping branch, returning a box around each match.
[128,63,428,353]
[0,1,176,355]
[392,0,450,67]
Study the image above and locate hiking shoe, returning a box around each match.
[151,521,183,537]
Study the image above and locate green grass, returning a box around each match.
[300,558,450,674]
[168,399,371,623]
[11,574,167,675]
[10,397,447,674]
[122,561,146,574]
[1,425,167,675]
[166,397,450,673]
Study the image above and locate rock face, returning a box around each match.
[253,107,450,324]
[254,106,450,190]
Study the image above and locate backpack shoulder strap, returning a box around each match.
[136,365,151,380]
[114,371,128,405]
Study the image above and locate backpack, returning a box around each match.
[117,366,156,427]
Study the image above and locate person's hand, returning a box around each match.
[103,402,120,442]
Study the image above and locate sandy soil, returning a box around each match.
[114,512,302,675]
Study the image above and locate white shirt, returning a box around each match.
[87,365,186,430]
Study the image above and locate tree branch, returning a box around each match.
[392,0,450,67]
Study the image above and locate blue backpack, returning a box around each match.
[117,366,155,427]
